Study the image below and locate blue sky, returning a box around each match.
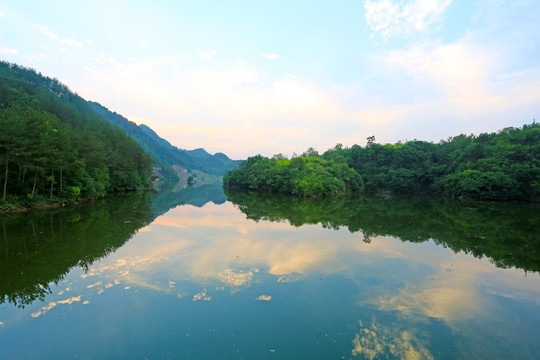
[1,0,539,158]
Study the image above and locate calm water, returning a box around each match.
[1,184,540,359]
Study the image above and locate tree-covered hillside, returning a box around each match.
[0,61,153,207]
[89,102,241,177]
[224,124,540,201]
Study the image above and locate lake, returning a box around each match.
[1,184,540,359]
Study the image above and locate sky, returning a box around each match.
[0,0,539,159]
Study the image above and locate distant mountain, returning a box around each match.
[89,101,241,177]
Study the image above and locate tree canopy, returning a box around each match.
[225,123,540,202]
[223,153,364,197]
[0,61,153,207]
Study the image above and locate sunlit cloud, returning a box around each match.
[262,53,279,60]
[364,0,452,39]
[32,24,84,48]
[256,295,272,301]
[346,26,540,143]
[71,26,536,159]
[377,37,497,97]
[77,56,348,157]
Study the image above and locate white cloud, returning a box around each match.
[355,33,540,137]
[364,0,452,38]
[0,12,4,16]
[0,46,18,55]
[32,24,84,48]
[77,56,346,157]
[262,53,279,60]
[198,49,217,61]
[377,37,497,97]
[75,18,539,159]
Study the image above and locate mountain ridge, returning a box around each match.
[88,101,241,178]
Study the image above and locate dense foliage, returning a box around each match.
[225,124,540,201]
[223,151,364,197]
[90,102,241,177]
[326,125,540,201]
[0,61,153,207]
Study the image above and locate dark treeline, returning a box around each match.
[224,123,540,201]
[0,61,153,208]
[225,189,540,273]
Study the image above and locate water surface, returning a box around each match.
[1,186,539,359]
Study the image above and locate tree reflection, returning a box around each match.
[0,192,153,307]
[225,189,540,273]
[0,182,229,308]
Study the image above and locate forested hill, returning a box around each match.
[89,102,241,177]
[224,124,540,202]
[0,61,154,205]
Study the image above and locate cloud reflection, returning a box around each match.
[31,296,82,318]
[217,268,255,287]
[69,200,540,330]
[352,320,434,360]
[193,289,211,301]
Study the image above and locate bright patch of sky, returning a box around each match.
[0,0,539,158]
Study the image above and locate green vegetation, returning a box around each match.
[223,149,364,197]
[225,124,540,201]
[0,61,153,208]
[226,189,540,273]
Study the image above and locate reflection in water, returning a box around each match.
[225,189,540,273]
[0,192,153,307]
[1,186,539,359]
[0,183,226,309]
[150,181,227,218]
[352,320,434,360]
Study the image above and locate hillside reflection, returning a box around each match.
[225,189,540,273]
[0,183,226,308]
[0,192,153,307]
